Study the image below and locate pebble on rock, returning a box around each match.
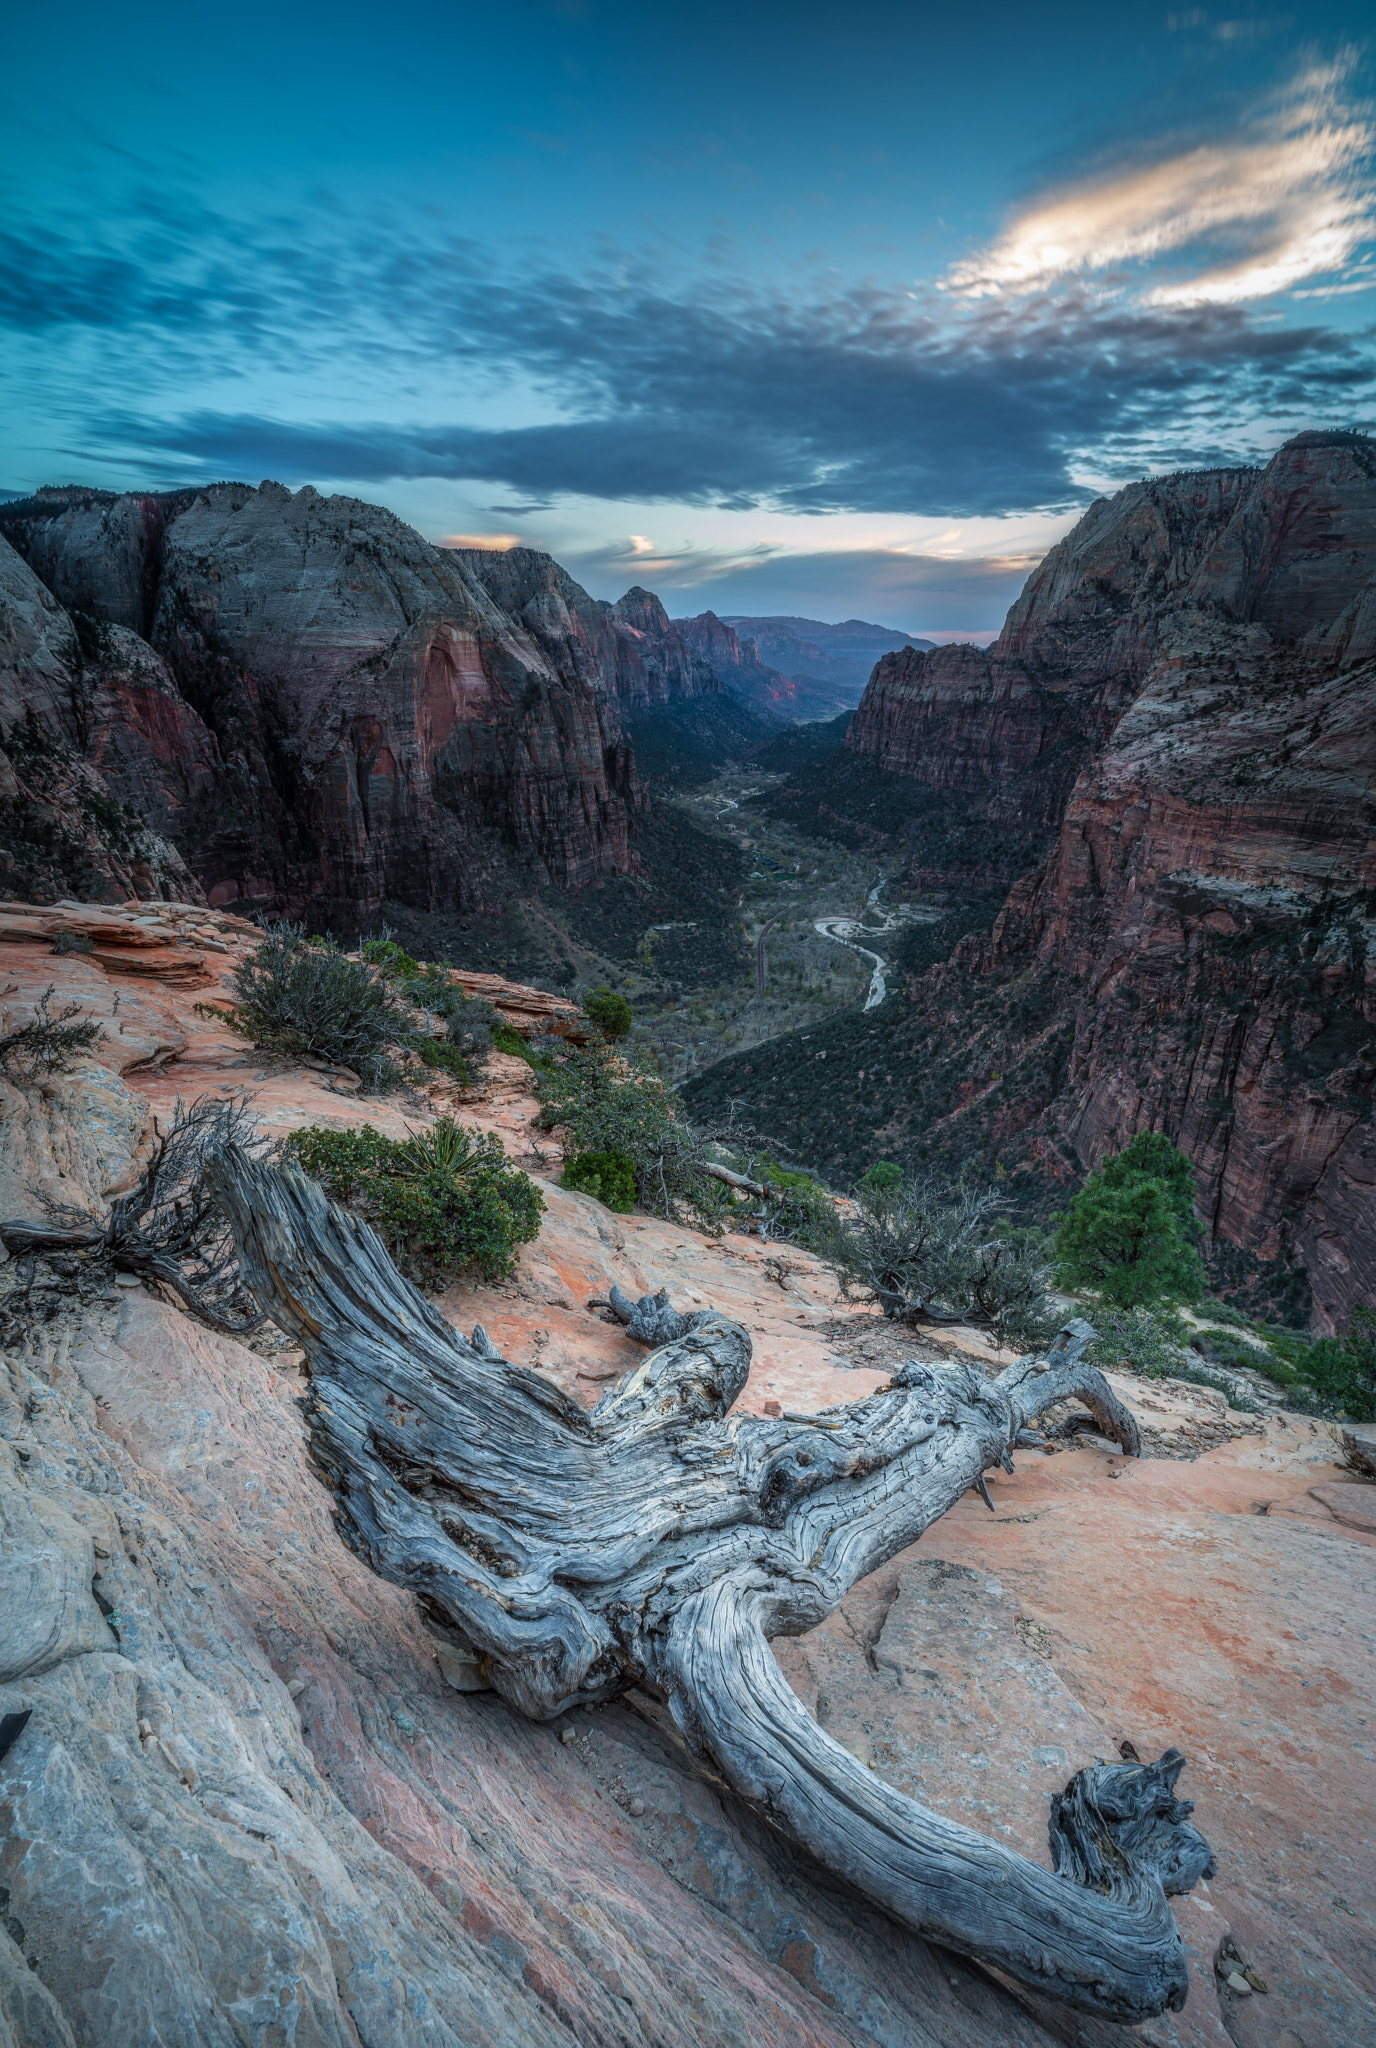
[628,1798,646,1817]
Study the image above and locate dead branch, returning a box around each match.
[210,1146,1212,2025]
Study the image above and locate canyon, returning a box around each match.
[5,434,1375,1337]
[693,431,1376,1334]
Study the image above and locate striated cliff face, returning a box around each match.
[2,489,641,919]
[454,546,722,711]
[845,461,1265,823]
[0,533,208,903]
[864,432,1376,1331]
[848,432,1376,824]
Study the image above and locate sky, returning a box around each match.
[4,1,1375,638]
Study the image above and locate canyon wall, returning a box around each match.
[845,461,1261,824]
[454,547,722,711]
[674,610,832,720]
[0,532,208,902]
[2,489,647,920]
[860,432,1376,1330]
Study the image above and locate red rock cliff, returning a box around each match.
[883,432,1376,1330]
[454,547,722,710]
[3,488,641,920]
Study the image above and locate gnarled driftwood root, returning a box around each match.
[210,1148,1213,2024]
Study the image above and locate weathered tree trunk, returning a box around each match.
[210,1148,1213,2024]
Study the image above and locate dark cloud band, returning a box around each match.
[8,195,1375,518]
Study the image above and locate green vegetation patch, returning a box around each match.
[1053,1133,1206,1308]
[282,1118,543,1288]
[624,695,783,788]
[537,1041,719,1222]
[561,1148,638,1213]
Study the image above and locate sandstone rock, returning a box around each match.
[3,490,642,923]
[0,536,205,907]
[1307,1482,1376,1533]
[674,611,820,718]
[450,546,721,711]
[1,939,1373,2046]
[840,430,1376,1330]
[0,1292,1124,2048]
[1341,1423,1376,1477]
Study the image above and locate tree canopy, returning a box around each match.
[1054,1133,1205,1308]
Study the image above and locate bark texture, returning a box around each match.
[212,1146,1214,2025]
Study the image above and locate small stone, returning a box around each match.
[560,1726,577,1745]
[287,1678,306,1699]
[114,1273,141,1288]
[1225,1971,1252,1996]
[628,1798,645,1817]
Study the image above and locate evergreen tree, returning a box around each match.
[1054,1133,1205,1307]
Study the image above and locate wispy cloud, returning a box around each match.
[947,60,1375,305]
[8,80,1376,527]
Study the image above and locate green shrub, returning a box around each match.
[749,1153,835,1247]
[537,1041,708,1219]
[491,1019,553,1070]
[1081,1305,1257,1409]
[562,1148,637,1212]
[859,1161,904,1193]
[583,985,633,1042]
[1298,1307,1376,1420]
[410,1037,474,1083]
[362,937,420,977]
[281,1118,543,1287]
[821,1177,1059,1352]
[228,923,408,1088]
[1054,1133,1205,1307]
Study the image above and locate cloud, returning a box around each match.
[11,132,1376,524]
[562,541,1045,636]
[947,61,1376,305]
[90,275,1372,523]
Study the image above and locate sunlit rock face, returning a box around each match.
[850,431,1376,1333]
[454,545,722,709]
[3,487,640,919]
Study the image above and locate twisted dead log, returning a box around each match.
[608,1283,712,1346]
[210,1147,1213,2024]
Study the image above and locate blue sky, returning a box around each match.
[4,1,1375,636]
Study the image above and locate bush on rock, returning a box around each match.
[282,1118,543,1288]
[561,1148,638,1213]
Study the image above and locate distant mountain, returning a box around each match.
[674,611,847,722]
[718,614,935,701]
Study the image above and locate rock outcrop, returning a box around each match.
[674,610,821,718]
[0,534,207,904]
[843,431,1376,1330]
[454,547,722,710]
[2,490,642,922]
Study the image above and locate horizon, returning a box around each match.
[6,1,1375,633]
